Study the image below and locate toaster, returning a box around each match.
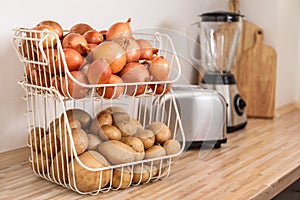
[164,85,227,148]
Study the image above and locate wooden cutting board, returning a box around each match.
[236,29,277,118]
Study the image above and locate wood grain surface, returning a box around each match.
[1,104,300,200]
[236,29,277,118]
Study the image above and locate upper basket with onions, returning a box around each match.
[13,18,181,99]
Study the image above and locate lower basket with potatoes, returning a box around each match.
[26,86,185,194]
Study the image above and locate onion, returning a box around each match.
[91,41,126,74]
[136,39,158,60]
[70,23,93,35]
[113,37,141,63]
[38,20,64,39]
[87,43,98,50]
[63,48,83,71]
[97,75,124,99]
[27,67,51,87]
[87,59,112,84]
[62,33,90,55]
[150,82,172,95]
[106,18,132,40]
[119,62,150,96]
[61,71,89,99]
[149,56,170,81]
[31,25,57,48]
[83,30,104,44]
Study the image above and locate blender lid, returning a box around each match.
[199,11,244,22]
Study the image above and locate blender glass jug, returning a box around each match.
[199,11,243,74]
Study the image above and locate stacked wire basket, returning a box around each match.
[12,27,185,194]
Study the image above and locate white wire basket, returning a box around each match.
[12,28,181,100]
[21,82,185,194]
[13,26,185,194]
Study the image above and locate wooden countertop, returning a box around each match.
[1,104,300,200]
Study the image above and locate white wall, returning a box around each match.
[0,0,299,152]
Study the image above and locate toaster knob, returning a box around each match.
[234,94,246,116]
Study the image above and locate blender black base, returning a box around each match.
[227,121,247,133]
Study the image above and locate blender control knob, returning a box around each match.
[234,94,246,116]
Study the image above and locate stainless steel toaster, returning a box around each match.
[164,85,227,148]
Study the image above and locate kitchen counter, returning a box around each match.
[1,104,300,200]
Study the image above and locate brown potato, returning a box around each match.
[28,127,47,152]
[55,117,81,141]
[112,166,133,189]
[134,127,155,149]
[145,145,166,165]
[66,109,92,129]
[113,112,137,136]
[69,151,111,192]
[87,134,103,150]
[61,128,88,156]
[48,118,60,135]
[50,151,71,183]
[105,106,126,113]
[97,140,136,164]
[41,132,60,158]
[99,125,122,140]
[163,139,181,156]
[133,164,158,183]
[121,136,144,153]
[147,122,171,145]
[89,110,113,135]
[131,118,143,128]
[31,151,51,174]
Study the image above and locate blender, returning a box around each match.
[196,11,247,132]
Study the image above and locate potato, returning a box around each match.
[87,134,103,150]
[41,132,60,158]
[66,109,92,129]
[50,151,70,183]
[163,139,181,155]
[55,117,81,141]
[131,118,143,128]
[147,122,171,144]
[121,136,144,153]
[89,110,113,135]
[31,151,51,174]
[145,145,166,165]
[112,166,133,189]
[99,124,122,140]
[61,128,88,156]
[113,112,137,136]
[134,127,155,149]
[28,127,47,152]
[121,136,145,161]
[105,106,126,113]
[48,118,60,135]
[133,164,158,183]
[69,151,111,192]
[97,140,136,164]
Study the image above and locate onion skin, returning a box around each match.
[70,23,93,35]
[31,25,57,48]
[149,56,170,81]
[63,48,83,72]
[136,39,158,60]
[106,18,132,40]
[62,33,90,56]
[87,59,112,84]
[91,41,126,74]
[61,71,89,99]
[83,30,104,45]
[97,75,124,99]
[119,62,150,96]
[113,37,141,63]
[38,20,64,39]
